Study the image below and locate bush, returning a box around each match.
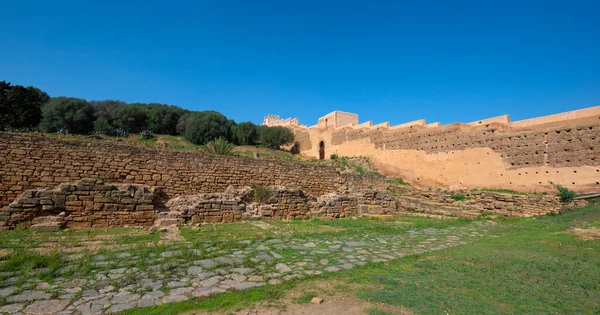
[550,182,576,202]
[451,194,468,201]
[330,153,339,160]
[386,177,411,187]
[182,111,229,144]
[200,137,237,155]
[258,126,294,149]
[103,128,128,137]
[39,97,95,134]
[140,130,156,140]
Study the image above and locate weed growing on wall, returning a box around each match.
[451,194,469,201]
[386,178,411,187]
[549,182,576,202]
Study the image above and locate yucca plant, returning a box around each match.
[200,137,238,156]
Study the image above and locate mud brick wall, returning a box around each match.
[0,133,385,207]
[0,179,159,229]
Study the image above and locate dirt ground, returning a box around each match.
[184,279,411,315]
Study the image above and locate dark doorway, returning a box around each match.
[291,142,300,154]
[319,141,325,160]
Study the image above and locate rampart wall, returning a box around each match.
[0,133,386,207]
[291,106,600,193]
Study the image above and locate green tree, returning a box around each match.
[0,81,50,129]
[183,111,230,144]
[146,104,188,135]
[39,97,95,133]
[91,100,126,132]
[259,126,294,149]
[111,103,148,133]
[231,121,259,145]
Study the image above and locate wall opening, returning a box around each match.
[291,142,300,155]
[319,141,325,160]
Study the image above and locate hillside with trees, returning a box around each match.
[0,81,294,149]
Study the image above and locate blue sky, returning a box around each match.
[1,0,599,126]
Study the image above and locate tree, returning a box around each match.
[146,104,188,135]
[39,97,95,133]
[231,121,259,145]
[259,126,294,149]
[0,81,50,129]
[111,103,148,133]
[91,100,126,132]
[182,111,230,144]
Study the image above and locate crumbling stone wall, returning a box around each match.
[390,186,562,217]
[0,179,159,230]
[0,133,386,207]
[165,186,399,224]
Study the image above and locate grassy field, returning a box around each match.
[1,202,598,314]
[118,201,600,314]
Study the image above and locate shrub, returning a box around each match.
[40,97,95,134]
[451,194,468,201]
[355,165,366,174]
[200,137,237,155]
[140,130,156,140]
[103,128,128,137]
[330,153,339,160]
[258,126,294,149]
[386,177,411,187]
[550,182,576,202]
[183,111,229,145]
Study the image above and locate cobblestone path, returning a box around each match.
[0,221,495,314]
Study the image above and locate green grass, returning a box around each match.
[119,281,295,315]
[116,202,600,314]
[352,204,600,314]
[386,177,411,187]
[365,308,394,315]
[294,291,317,304]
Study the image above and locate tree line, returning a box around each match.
[0,81,294,148]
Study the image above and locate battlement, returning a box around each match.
[262,114,301,127]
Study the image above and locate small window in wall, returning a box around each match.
[319,141,325,160]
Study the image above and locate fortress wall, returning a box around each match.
[466,115,510,126]
[298,115,600,193]
[511,106,600,128]
[0,133,385,207]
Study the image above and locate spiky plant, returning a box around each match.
[200,137,238,156]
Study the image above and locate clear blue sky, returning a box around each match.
[2,0,598,126]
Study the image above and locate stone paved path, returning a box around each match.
[0,221,495,314]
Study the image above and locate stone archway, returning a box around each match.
[319,141,325,160]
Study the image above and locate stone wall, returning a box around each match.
[165,185,398,224]
[0,179,159,230]
[390,186,562,217]
[0,133,386,207]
